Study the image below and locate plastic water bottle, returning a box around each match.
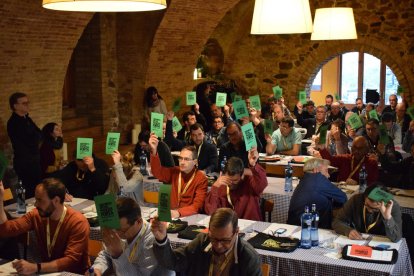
[16,180,26,214]
[310,204,319,247]
[359,164,367,193]
[284,162,293,192]
[300,206,312,249]
[221,156,227,173]
[118,186,127,198]
[88,267,95,276]
[139,150,148,176]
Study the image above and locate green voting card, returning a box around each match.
[298,90,307,104]
[216,92,227,107]
[0,151,8,181]
[158,184,172,222]
[233,100,249,120]
[186,91,196,106]
[318,125,328,145]
[379,125,390,145]
[105,132,120,155]
[272,85,283,99]
[368,187,393,203]
[334,93,340,101]
[151,112,164,138]
[263,119,274,135]
[369,110,379,121]
[172,97,182,113]
[407,106,414,120]
[233,94,243,102]
[172,116,183,132]
[230,92,236,102]
[241,122,257,151]
[249,95,261,111]
[76,137,93,159]
[397,85,404,95]
[94,194,120,229]
[347,113,363,130]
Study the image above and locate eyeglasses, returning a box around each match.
[209,233,235,245]
[18,101,29,105]
[177,156,194,162]
[213,121,223,125]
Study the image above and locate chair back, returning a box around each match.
[261,263,270,276]
[296,128,307,139]
[144,191,159,204]
[260,198,274,222]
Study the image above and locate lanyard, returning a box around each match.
[281,135,288,151]
[47,206,67,258]
[128,221,148,263]
[226,185,234,209]
[197,142,203,159]
[348,156,365,180]
[177,170,196,204]
[363,206,380,233]
[208,248,235,276]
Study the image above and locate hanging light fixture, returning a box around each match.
[250,0,312,35]
[42,0,167,12]
[311,6,357,40]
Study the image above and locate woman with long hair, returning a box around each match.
[107,150,144,205]
[142,86,167,130]
[39,122,63,176]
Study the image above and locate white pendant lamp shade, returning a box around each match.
[251,0,313,35]
[311,7,357,40]
[42,0,167,12]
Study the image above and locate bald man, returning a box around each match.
[320,136,378,186]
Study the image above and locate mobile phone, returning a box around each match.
[375,244,391,250]
[275,228,287,235]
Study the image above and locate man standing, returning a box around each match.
[90,197,173,276]
[382,94,398,115]
[0,178,90,275]
[205,116,227,147]
[149,133,208,218]
[151,208,261,275]
[332,184,402,242]
[325,94,334,112]
[7,92,42,198]
[287,158,347,229]
[351,97,365,116]
[204,152,267,221]
[266,116,302,156]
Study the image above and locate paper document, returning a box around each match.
[347,245,393,262]
[65,197,88,207]
[368,236,402,250]
[334,234,370,246]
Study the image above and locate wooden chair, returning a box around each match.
[261,263,270,276]
[143,191,159,204]
[4,188,13,201]
[88,239,103,259]
[260,198,274,222]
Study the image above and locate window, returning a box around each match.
[311,69,322,91]
[385,66,400,105]
[341,52,359,104]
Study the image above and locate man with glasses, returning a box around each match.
[149,133,208,218]
[206,116,227,147]
[218,122,250,168]
[204,152,267,221]
[0,178,90,274]
[90,197,173,276]
[332,184,402,242]
[296,105,329,139]
[266,116,302,156]
[151,208,261,275]
[7,92,42,198]
[363,118,396,161]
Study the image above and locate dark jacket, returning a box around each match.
[134,140,174,168]
[196,141,218,173]
[287,172,347,229]
[153,233,261,276]
[296,115,329,139]
[380,154,414,189]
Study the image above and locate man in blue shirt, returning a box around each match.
[266,116,302,156]
[287,158,347,229]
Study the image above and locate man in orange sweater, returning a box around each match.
[149,133,208,218]
[0,178,90,275]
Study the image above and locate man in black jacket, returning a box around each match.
[7,92,42,198]
[151,208,261,276]
[296,105,329,139]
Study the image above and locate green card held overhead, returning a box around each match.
[347,113,363,130]
[216,92,227,107]
[233,94,243,102]
[368,187,393,204]
[172,97,182,113]
[76,137,93,159]
[249,95,261,111]
[186,91,196,106]
[334,93,340,101]
[369,109,379,121]
[407,106,414,120]
[397,85,404,95]
[105,132,120,155]
[241,122,257,151]
[233,100,249,120]
[379,125,390,145]
[151,112,164,138]
[172,116,183,132]
[298,90,307,104]
[318,125,328,145]
[263,119,274,135]
[230,92,236,102]
[158,184,172,222]
[94,194,120,229]
[0,151,8,181]
[272,85,283,99]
